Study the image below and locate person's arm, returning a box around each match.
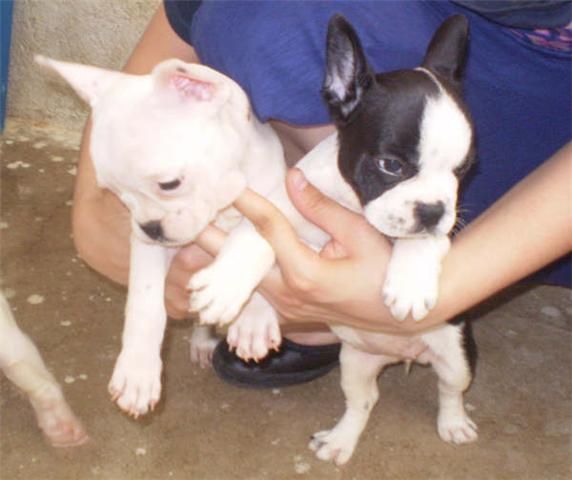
[195,142,571,334]
[72,4,199,285]
[434,141,571,324]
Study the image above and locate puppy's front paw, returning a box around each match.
[108,350,162,418]
[226,311,281,362]
[188,263,256,326]
[383,237,449,321]
[309,428,358,466]
[438,411,478,445]
[383,265,439,321]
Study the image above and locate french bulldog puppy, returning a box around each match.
[198,14,478,465]
[37,57,286,417]
[0,292,88,446]
[306,14,479,464]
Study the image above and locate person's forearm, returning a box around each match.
[427,142,572,327]
[312,143,571,333]
[122,3,199,75]
[234,144,571,336]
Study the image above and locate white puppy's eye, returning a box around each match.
[158,179,182,191]
[376,157,403,177]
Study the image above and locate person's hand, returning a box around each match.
[196,168,427,335]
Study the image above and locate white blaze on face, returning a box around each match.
[416,69,473,173]
[364,70,472,238]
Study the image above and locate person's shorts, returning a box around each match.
[165,0,571,287]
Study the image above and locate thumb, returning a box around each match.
[286,168,379,254]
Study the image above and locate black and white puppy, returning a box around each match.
[220,14,478,465]
[325,15,475,322]
[305,14,477,464]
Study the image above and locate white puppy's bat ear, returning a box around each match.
[35,55,123,107]
[151,59,229,103]
[321,14,374,125]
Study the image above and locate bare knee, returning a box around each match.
[71,193,131,285]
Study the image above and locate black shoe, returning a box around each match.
[212,338,341,389]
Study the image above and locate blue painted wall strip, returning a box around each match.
[1,0,14,132]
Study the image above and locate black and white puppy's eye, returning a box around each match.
[158,179,182,191]
[376,157,403,177]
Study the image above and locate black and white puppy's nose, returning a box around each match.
[415,201,445,230]
[140,220,164,241]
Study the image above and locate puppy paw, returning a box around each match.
[308,428,358,466]
[383,237,449,321]
[438,412,478,444]
[226,313,281,362]
[188,263,256,326]
[189,325,218,368]
[383,268,439,321]
[108,350,162,418]
[31,388,89,447]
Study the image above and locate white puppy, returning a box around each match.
[37,56,286,418]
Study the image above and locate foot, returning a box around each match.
[31,387,89,447]
[108,350,162,418]
[437,410,478,444]
[226,311,281,362]
[309,426,358,466]
[189,325,218,368]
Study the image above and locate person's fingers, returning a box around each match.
[319,239,348,259]
[194,225,227,257]
[164,244,213,320]
[233,188,322,283]
[285,168,385,255]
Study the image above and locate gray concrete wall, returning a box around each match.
[7,0,159,129]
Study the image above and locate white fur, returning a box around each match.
[189,221,276,327]
[383,235,450,321]
[0,293,88,446]
[189,324,219,368]
[39,57,286,416]
[416,68,473,172]
[107,237,169,417]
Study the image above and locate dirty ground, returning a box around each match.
[1,119,571,479]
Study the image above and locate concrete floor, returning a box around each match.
[1,118,571,480]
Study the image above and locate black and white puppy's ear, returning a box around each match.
[422,15,469,87]
[322,14,374,124]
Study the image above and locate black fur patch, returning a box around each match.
[448,317,478,377]
[337,70,440,205]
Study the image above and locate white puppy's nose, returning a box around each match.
[140,221,164,241]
